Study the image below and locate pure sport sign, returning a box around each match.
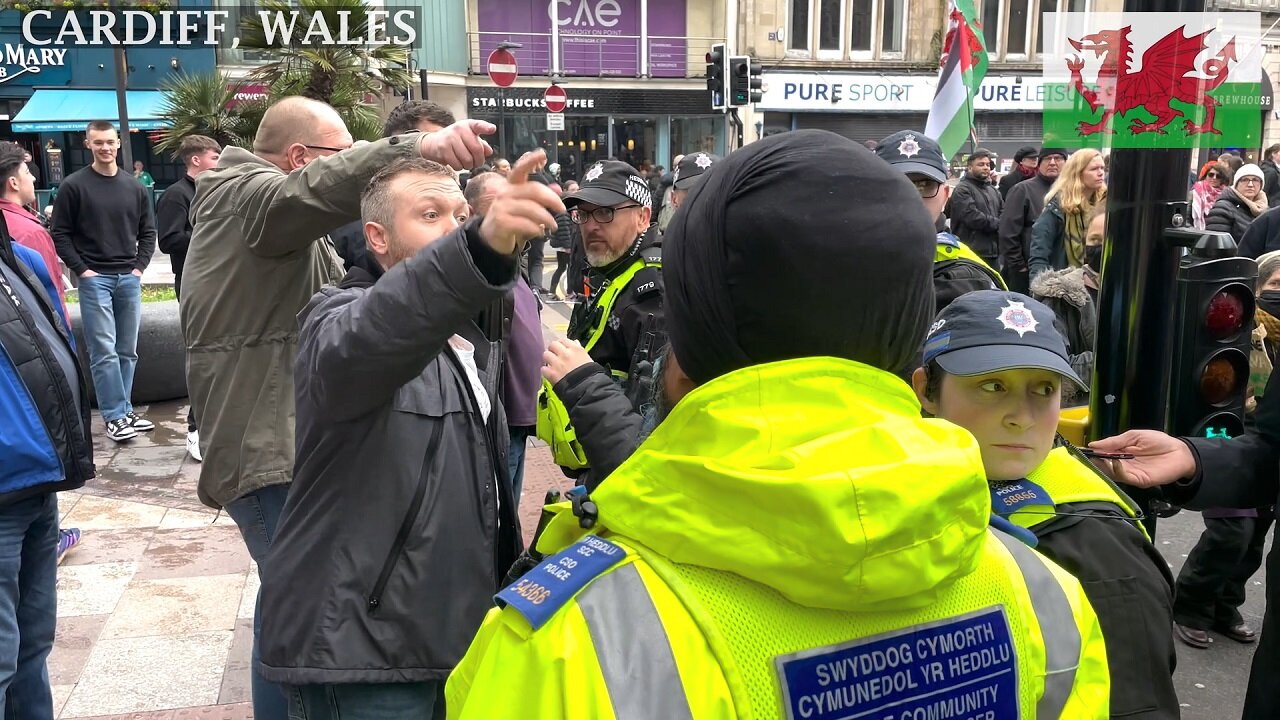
[1041,12,1262,148]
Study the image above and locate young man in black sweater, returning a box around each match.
[155,134,220,461]
[51,120,156,442]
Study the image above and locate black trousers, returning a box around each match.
[1245,513,1280,719]
[1174,514,1272,630]
[1004,267,1030,296]
[549,252,572,296]
[526,236,546,291]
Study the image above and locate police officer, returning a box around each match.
[448,130,1109,718]
[666,151,720,218]
[876,131,1007,313]
[539,160,665,488]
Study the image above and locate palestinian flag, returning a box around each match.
[1041,12,1262,149]
[925,0,989,160]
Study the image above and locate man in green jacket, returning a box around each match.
[179,96,495,720]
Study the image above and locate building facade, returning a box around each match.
[420,0,729,179]
[0,9,216,190]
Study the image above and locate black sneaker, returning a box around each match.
[125,412,154,432]
[105,418,138,442]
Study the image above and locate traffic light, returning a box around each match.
[706,43,727,112]
[1165,232,1257,440]
[728,55,750,107]
[748,58,763,103]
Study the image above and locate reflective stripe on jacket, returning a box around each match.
[448,358,1109,718]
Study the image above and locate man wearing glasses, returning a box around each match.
[875,131,1006,314]
[179,96,497,720]
[997,147,1068,295]
[540,160,666,489]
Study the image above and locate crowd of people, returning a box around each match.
[4,96,1280,719]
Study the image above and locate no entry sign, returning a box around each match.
[487,48,518,88]
[544,84,567,113]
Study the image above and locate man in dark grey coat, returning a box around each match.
[998,148,1066,295]
[947,148,1002,269]
[258,151,564,718]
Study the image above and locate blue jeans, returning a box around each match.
[508,425,534,503]
[0,494,58,720]
[225,484,290,720]
[77,273,141,422]
[286,681,444,720]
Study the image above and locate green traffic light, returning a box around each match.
[1205,427,1232,439]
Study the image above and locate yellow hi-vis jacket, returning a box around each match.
[447,358,1110,719]
[994,446,1149,540]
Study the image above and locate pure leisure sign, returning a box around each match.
[475,0,687,77]
[1042,12,1263,148]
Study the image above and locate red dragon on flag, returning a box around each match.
[1066,25,1238,136]
[938,7,984,71]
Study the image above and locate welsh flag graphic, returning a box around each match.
[925,0,989,160]
[1042,12,1262,148]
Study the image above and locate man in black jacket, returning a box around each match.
[947,148,1002,269]
[541,160,665,489]
[154,134,220,463]
[999,148,1066,294]
[1092,367,1280,720]
[0,231,93,719]
[1238,201,1280,259]
[998,145,1038,199]
[259,151,562,718]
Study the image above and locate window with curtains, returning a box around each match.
[788,0,908,59]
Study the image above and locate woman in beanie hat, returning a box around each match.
[1206,163,1268,244]
[1029,149,1107,278]
[1191,161,1229,230]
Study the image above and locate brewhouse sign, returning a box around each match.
[0,44,66,84]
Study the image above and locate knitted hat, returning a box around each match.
[1235,163,1265,186]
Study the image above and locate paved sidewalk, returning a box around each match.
[48,294,578,718]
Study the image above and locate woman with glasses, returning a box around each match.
[1207,164,1268,245]
[1191,162,1229,231]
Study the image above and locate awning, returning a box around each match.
[11,90,169,133]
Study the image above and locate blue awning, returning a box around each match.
[11,90,170,133]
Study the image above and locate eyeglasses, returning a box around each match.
[910,177,942,199]
[570,205,643,224]
[1206,172,1222,179]
[1240,177,1263,185]
[304,144,350,154]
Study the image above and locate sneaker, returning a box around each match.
[57,528,81,564]
[105,418,137,442]
[186,430,203,463]
[126,411,154,432]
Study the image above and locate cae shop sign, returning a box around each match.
[758,73,1070,113]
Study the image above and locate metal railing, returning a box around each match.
[468,32,723,79]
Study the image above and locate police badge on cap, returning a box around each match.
[563,160,652,209]
[673,152,722,190]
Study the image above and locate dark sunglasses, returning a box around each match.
[1206,172,1223,179]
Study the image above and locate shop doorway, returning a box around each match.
[612,117,657,171]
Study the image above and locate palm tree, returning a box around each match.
[237,0,413,140]
[155,72,256,156]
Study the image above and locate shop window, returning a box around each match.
[880,0,905,56]
[850,0,873,55]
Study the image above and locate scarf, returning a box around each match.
[1063,189,1106,269]
[1018,164,1037,179]
[1191,180,1224,229]
[1241,189,1269,218]
[1259,307,1280,360]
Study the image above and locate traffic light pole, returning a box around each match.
[1088,0,1205,534]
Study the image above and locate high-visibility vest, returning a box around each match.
[446,523,1109,719]
[993,447,1149,541]
[535,254,659,469]
[448,358,1110,719]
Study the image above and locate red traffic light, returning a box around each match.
[1199,350,1248,405]
[1204,287,1250,340]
